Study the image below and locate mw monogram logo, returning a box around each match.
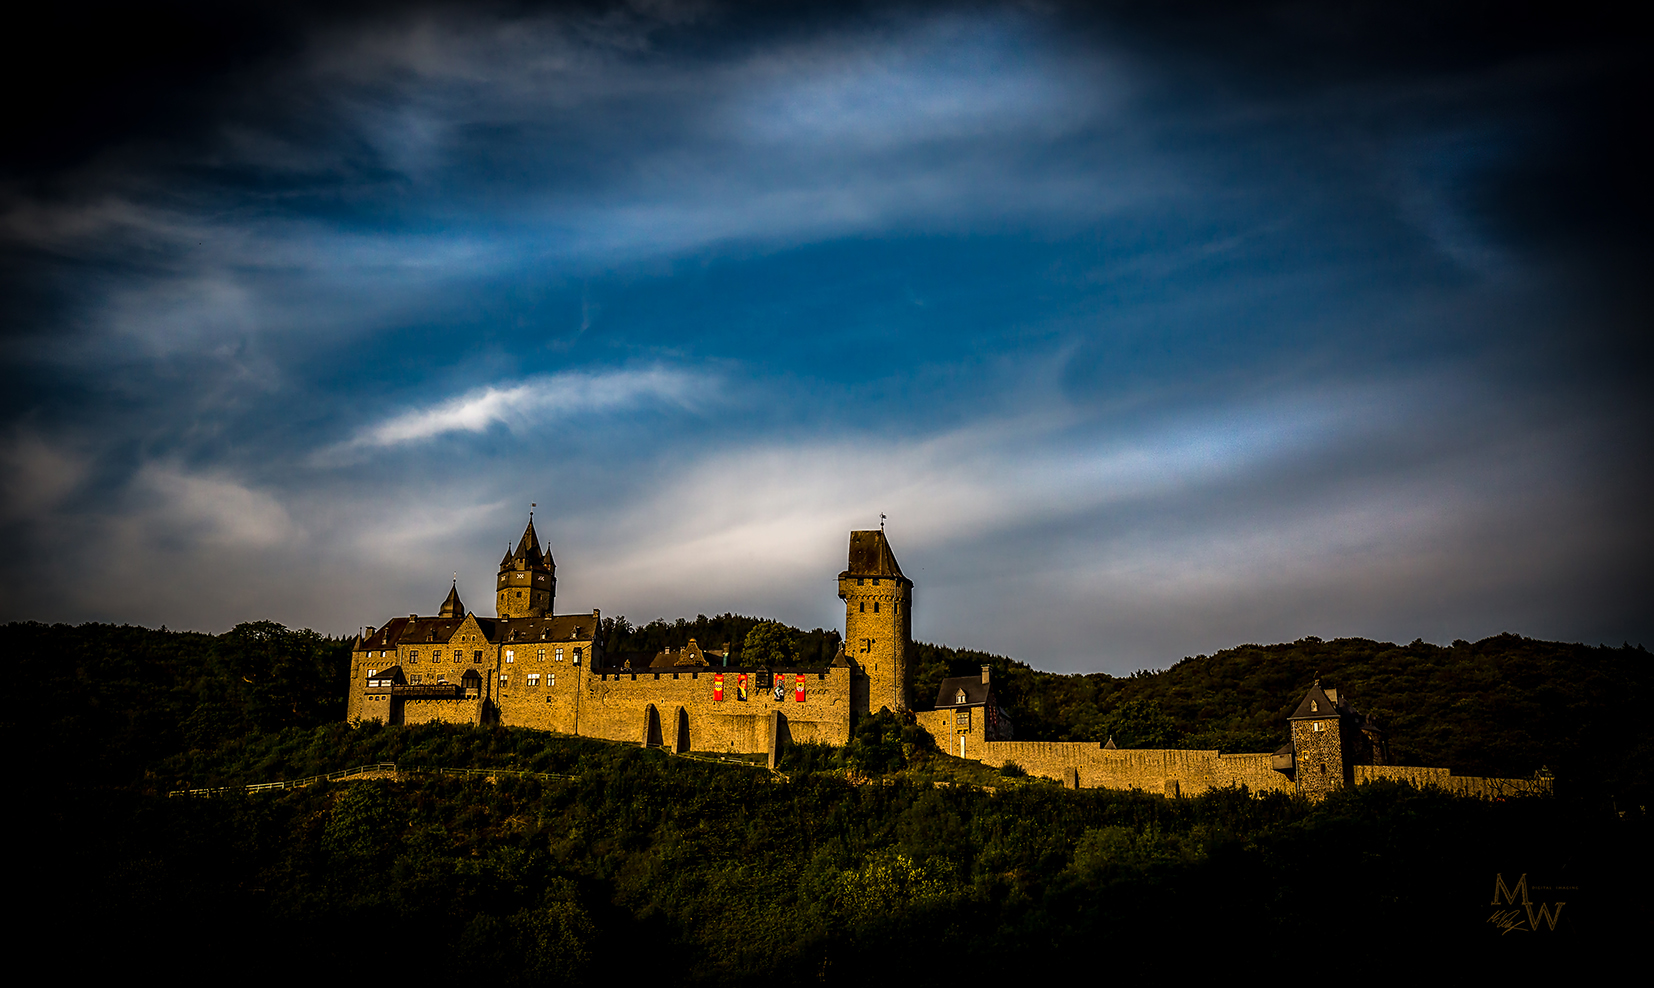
[1486,873,1565,935]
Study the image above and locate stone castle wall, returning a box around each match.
[571,667,855,753]
[398,695,485,726]
[1354,764,1551,798]
[921,735,1546,801]
[972,740,1293,796]
[347,524,1552,799]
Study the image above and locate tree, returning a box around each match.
[741,621,799,667]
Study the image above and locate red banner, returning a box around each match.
[713,672,724,702]
[794,673,806,702]
[737,672,748,702]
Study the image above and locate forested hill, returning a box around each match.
[4,619,1648,802]
[7,619,1644,980]
[910,634,1652,800]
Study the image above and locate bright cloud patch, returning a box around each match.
[134,464,300,549]
[349,367,703,449]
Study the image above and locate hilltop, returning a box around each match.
[5,618,1647,804]
[6,618,1647,979]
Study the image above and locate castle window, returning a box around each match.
[857,578,864,586]
[955,690,967,704]
[500,675,509,687]
[573,648,582,664]
[538,649,546,662]
[873,602,879,613]
[1313,721,1323,732]
[527,673,540,687]
[1311,700,1318,712]
[873,579,880,586]
[556,647,565,662]
[550,673,556,686]
[473,650,483,663]
[506,650,515,663]
[859,602,865,612]
[366,669,377,678]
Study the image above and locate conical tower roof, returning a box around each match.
[501,515,554,571]
[516,517,542,560]
[438,582,466,619]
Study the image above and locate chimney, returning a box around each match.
[981,665,991,685]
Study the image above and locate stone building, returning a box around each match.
[1281,680,1389,797]
[917,666,1015,760]
[348,516,1547,799]
[347,520,912,759]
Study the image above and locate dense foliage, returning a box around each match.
[910,634,1654,802]
[6,619,1648,979]
[601,613,841,667]
[24,725,1640,982]
[3,619,350,786]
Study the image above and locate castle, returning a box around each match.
[349,521,913,758]
[348,518,1550,798]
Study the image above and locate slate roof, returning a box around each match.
[649,638,729,668]
[360,612,601,650]
[842,530,905,579]
[933,675,992,708]
[1289,682,1343,720]
[364,665,403,689]
[504,517,554,572]
[359,617,411,651]
[495,614,595,644]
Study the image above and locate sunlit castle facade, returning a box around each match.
[345,516,1550,799]
[346,519,913,758]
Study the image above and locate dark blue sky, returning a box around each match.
[2,1,1646,670]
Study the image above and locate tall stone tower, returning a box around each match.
[838,529,913,714]
[1288,681,1354,798]
[497,517,555,619]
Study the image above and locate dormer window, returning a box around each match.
[1311,700,1319,712]
[955,690,967,705]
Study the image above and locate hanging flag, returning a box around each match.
[713,671,724,702]
[794,673,806,702]
[736,672,748,701]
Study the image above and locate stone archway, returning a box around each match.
[643,704,663,748]
[673,706,690,754]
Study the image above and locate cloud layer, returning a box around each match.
[0,1,1645,670]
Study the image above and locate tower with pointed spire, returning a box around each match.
[496,514,556,619]
[438,582,466,619]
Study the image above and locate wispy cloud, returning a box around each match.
[132,464,301,550]
[340,367,705,451]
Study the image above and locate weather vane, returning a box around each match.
[880,512,886,531]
